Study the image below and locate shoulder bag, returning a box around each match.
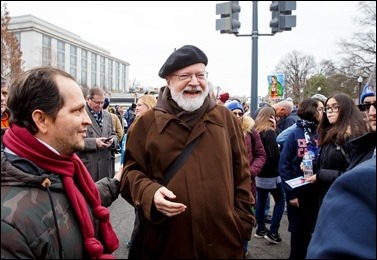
[128,136,201,259]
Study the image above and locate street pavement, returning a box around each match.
[110,158,291,259]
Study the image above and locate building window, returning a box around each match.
[42,35,52,66]
[122,64,127,92]
[100,56,106,89]
[70,45,77,79]
[108,60,113,90]
[91,53,97,86]
[81,49,88,86]
[57,40,65,69]
[115,61,119,91]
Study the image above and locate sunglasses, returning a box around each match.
[233,112,244,117]
[358,102,376,112]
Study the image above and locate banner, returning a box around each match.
[267,74,285,100]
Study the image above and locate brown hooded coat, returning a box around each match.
[120,92,255,258]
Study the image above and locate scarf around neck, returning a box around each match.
[2,125,119,259]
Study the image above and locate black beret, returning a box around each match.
[158,45,208,78]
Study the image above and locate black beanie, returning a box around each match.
[158,45,208,78]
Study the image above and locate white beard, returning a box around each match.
[170,85,209,112]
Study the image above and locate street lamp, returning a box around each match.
[357,76,363,102]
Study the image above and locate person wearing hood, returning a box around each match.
[119,45,255,259]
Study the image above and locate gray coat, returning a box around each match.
[76,104,117,181]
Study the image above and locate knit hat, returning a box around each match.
[158,45,208,78]
[218,92,230,103]
[311,93,327,104]
[360,83,375,104]
[226,100,244,113]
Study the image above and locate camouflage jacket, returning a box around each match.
[1,146,120,259]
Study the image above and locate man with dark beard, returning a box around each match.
[120,45,255,259]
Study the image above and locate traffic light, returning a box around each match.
[216,1,241,34]
[269,1,296,34]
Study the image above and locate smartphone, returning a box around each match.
[104,136,113,143]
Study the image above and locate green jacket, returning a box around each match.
[1,143,120,259]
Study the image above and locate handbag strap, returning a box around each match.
[161,136,201,186]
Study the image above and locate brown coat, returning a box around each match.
[120,104,255,259]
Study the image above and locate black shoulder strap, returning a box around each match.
[337,145,350,164]
[249,130,255,146]
[161,136,201,186]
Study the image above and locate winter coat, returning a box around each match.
[278,122,320,249]
[242,116,267,199]
[120,104,255,259]
[76,104,117,182]
[257,129,280,178]
[1,145,120,259]
[277,110,300,134]
[110,112,124,142]
[279,123,319,201]
[317,132,375,203]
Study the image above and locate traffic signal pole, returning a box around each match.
[216,1,296,115]
[233,2,275,114]
[251,1,260,114]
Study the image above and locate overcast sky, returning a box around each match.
[5,1,361,97]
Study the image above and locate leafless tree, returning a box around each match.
[1,3,24,81]
[275,2,376,102]
[275,50,316,103]
[337,1,376,79]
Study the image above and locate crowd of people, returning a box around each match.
[1,44,375,259]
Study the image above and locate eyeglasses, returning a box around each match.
[90,99,105,105]
[323,105,340,113]
[358,102,376,112]
[233,112,244,117]
[171,72,208,81]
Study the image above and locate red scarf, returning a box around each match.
[3,125,119,259]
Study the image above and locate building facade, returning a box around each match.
[8,15,130,93]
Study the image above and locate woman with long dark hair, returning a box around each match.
[306,93,372,204]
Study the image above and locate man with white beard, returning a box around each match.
[119,45,255,259]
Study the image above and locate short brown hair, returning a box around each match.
[8,66,76,134]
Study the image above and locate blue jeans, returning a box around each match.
[255,193,271,219]
[265,194,270,217]
[255,182,285,235]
